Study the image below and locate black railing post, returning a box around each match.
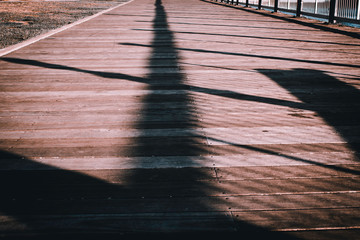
[296,0,302,17]
[246,0,249,7]
[329,0,337,23]
[236,0,239,4]
[258,0,262,9]
[274,0,279,12]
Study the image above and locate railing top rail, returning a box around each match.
[216,0,360,25]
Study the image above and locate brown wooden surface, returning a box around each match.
[1,0,360,239]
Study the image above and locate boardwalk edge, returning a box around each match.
[0,0,135,57]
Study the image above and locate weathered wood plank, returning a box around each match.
[2,174,360,199]
[0,0,360,237]
[0,153,358,170]
[1,192,359,215]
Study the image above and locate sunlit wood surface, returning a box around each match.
[1,0,360,238]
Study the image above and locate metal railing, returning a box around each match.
[215,0,360,24]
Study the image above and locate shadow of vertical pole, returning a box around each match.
[123,0,212,215]
[120,0,229,232]
[125,0,205,166]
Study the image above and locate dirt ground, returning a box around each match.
[0,0,130,49]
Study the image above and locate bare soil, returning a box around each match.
[0,0,129,49]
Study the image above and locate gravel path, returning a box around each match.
[0,0,130,48]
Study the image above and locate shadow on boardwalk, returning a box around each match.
[0,0,359,239]
[258,68,360,159]
[0,0,299,239]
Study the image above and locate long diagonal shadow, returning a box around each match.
[206,136,360,175]
[0,57,147,84]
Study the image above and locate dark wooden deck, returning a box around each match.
[1,0,360,239]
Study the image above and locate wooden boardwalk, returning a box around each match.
[1,0,360,238]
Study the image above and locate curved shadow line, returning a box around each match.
[206,136,360,175]
[0,57,148,83]
[175,38,360,56]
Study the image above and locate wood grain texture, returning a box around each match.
[0,0,360,239]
